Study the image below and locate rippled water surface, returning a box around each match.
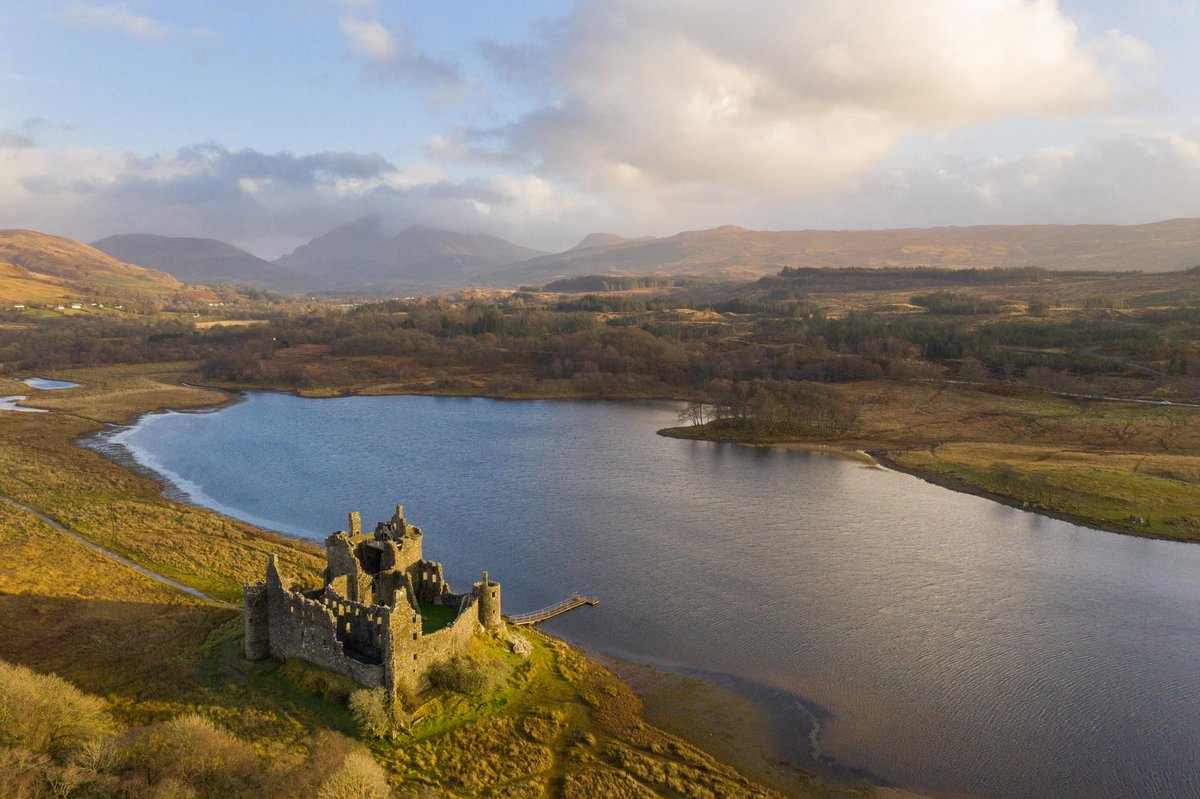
[106,392,1200,799]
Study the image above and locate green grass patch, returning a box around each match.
[419,600,458,633]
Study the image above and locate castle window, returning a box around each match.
[412,632,418,641]
[413,653,418,661]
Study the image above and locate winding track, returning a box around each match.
[0,494,237,609]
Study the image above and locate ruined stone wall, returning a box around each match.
[324,595,389,662]
[264,561,386,688]
[412,559,454,604]
[385,598,426,693]
[324,534,366,603]
[381,596,481,694]
[392,533,422,573]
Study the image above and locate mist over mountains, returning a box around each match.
[84,217,1200,296]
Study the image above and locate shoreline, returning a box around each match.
[592,653,891,795]
[74,375,882,796]
[657,424,1194,544]
[38,364,1194,546]
[865,449,1193,545]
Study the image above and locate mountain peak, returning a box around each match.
[573,233,631,250]
[274,220,547,289]
[571,232,658,250]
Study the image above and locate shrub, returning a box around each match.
[315,751,392,799]
[428,655,489,696]
[428,653,511,697]
[348,689,409,740]
[0,660,112,758]
[123,713,261,799]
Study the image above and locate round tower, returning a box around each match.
[475,571,503,630]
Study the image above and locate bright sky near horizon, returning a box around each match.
[2,0,1200,257]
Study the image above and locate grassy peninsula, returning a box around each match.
[0,364,867,798]
[659,378,1200,541]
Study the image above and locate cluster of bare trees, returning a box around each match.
[678,379,859,439]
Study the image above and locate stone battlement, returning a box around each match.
[243,503,502,696]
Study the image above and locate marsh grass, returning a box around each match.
[892,443,1200,540]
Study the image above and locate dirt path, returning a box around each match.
[0,494,237,608]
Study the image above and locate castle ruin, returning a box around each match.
[243,504,502,696]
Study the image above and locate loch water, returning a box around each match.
[101,391,1200,799]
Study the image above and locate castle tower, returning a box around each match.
[475,570,503,630]
[243,581,270,660]
[348,511,361,536]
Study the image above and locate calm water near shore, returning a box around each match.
[99,391,1200,799]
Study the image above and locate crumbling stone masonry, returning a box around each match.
[243,504,503,696]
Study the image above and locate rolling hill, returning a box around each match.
[493,219,1200,286]
[274,217,546,292]
[0,229,182,305]
[92,234,283,288]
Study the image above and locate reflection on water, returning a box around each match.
[103,392,1200,799]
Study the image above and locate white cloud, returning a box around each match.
[55,2,170,41]
[7,2,1196,254]
[6,128,1200,257]
[339,17,397,63]
[337,16,464,99]
[471,0,1151,198]
[0,140,586,256]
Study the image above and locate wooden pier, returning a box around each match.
[505,594,599,626]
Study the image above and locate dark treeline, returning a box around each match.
[775,265,1115,289]
[910,291,1009,315]
[539,275,706,293]
[3,266,1198,402]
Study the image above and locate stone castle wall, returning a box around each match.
[255,555,388,688]
[388,595,482,693]
[244,507,502,697]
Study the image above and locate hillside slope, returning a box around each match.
[0,229,182,304]
[92,233,282,288]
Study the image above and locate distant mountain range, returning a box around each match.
[0,229,181,305]
[494,219,1200,286]
[67,216,1200,296]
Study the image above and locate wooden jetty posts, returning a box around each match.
[504,593,599,626]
